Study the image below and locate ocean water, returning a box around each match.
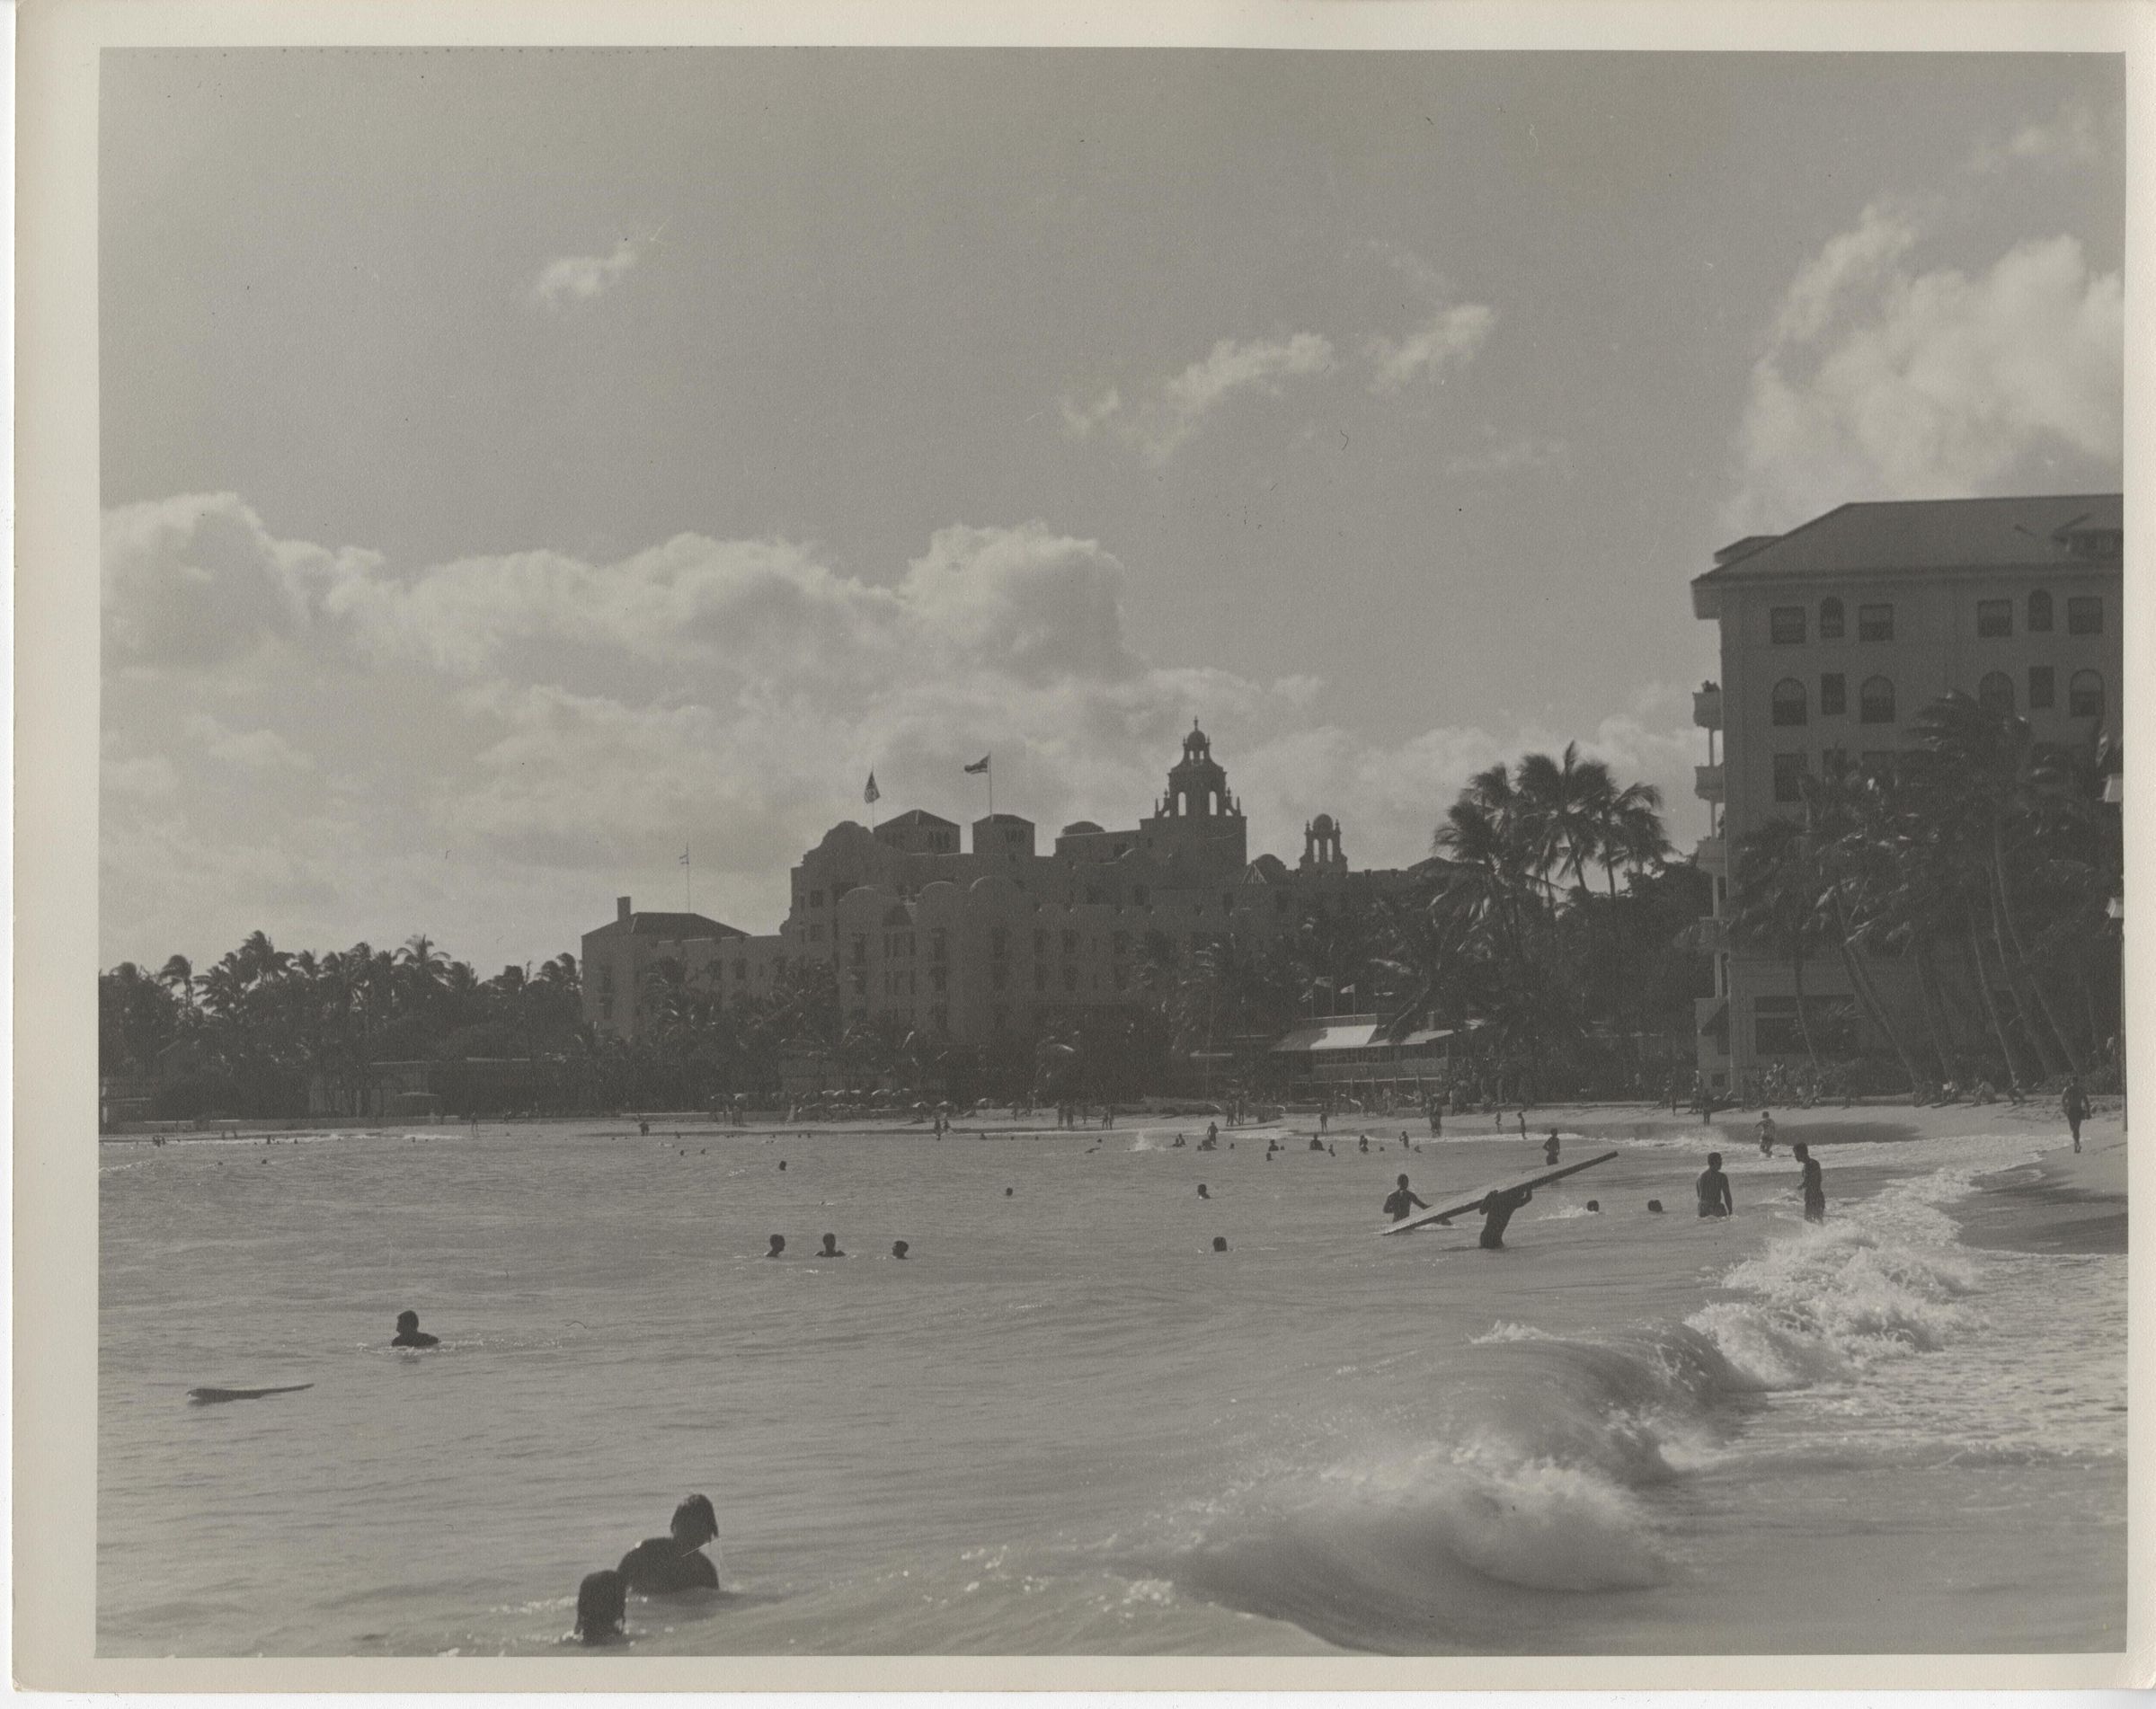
[98,1116,2126,1656]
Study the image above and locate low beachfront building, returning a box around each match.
[1690,492,2124,1093]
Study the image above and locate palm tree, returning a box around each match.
[1515,742,1618,901]
[157,953,198,1017]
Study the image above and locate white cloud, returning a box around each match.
[1969,96,2110,175]
[102,496,1704,965]
[1443,432,1569,482]
[1728,215,2123,531]
[531,239,640,311]
[1064,332,1336,465]
[1364,301,1495,394]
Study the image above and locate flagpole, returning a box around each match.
[683,845,693,913]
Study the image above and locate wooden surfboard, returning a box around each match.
[1378,1149,1619,1235]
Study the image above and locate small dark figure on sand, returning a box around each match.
[2063,1079,2090,1153]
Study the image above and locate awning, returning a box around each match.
[1269,1021,1380,1055]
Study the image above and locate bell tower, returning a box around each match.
[1300,812,1345,872]
[1140,720,1247,869]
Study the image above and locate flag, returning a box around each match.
[679,847,690,866]
[963,755,990,775]
[864,772,881,805]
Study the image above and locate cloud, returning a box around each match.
[103,495,1705,966]
[1364,302,1495,393]
[531,239,640,310]
[1727,211,2123,531]
[1064,332,1335,465]
[1443,432,1569,482]
[1969,96,2111,175]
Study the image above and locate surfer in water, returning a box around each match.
[765,1235,786,1258]
[1382,1174,1428,1222]
[1543,1130,1560,1167]
[617,1494,722,1594]
[892,1240,910,1259]
[1792,1141,1826,1223]
[1696,1153,1734,1218]
[391,1309,439,1349]
[817,1233,846,1257]
[1476,1183,1533,1250]
[574,1569,626,1645]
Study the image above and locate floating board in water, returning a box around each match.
[188,1383,315,1404]
[1378,1150,1618,1236]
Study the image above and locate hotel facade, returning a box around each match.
[1690,493,2124,1090]
[582,724,1433,1049]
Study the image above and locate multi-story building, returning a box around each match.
[1690,492,2124,1089]
[583,723,1435,1045]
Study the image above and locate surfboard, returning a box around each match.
[187,1383,315,1404]
[1378,1149,1619,1235]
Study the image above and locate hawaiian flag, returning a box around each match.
[963,755,991,775]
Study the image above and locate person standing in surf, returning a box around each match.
[1382,1174,1428,1222]
[391,1309,439,1349]
[1792,1141,1826,1223]
[1757,1111,1778,1156]
[1543,1130,1560,1167]
[1696,1153,1734,1218]
[1475,1183,1532,1249]
[617,1494,723,1594]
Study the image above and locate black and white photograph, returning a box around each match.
[27,4,2144,1679]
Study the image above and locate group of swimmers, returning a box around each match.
[572,1494,724,1646]
[1695,1142,1826,1223]
[763,1234,909,1259]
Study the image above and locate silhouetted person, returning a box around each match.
[1476,1184,1532,1249]
[818,1233,846,1258]
[1005,1186,1015,1197]
[1197,1183,1210,1199]
[765,1235,786,1258]
[777,1161,787,1172]
[892,1240,910,1259]
[1647,1199,1665,1214]
[1757,1111,1777,1156]
[1584,1200,1601,1213]
[1382,1173,1428,1222]
[1793,1141,1826,1223]
[392,1309,439,1349]
[574,1569,626,1645]
[1211,1235,1229,1253]
[617,1494,721,1593]
[1696,1153,1734,1218]
[2063,1079,2090,1152]
[1544,1131,1560,1167]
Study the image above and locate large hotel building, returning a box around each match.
[582,724,1430,1049]
[1690,492,2124,1090]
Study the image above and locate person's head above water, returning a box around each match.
[819,1233,843,1256]
[574,1568,626,1644]
[671,1493,720,1550]
[395,1309,420,1334]
[1005,1186,1014,1197]
[1196,1183,1209,1197]
[1211,1235,1229,1253]
[892,1240,909,1259]
[766,1235,785,1256]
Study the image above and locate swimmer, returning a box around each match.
[391,1309,439,1349]
[1584,1200,1601,1213]
[617,1494,722,1594]
[892,1240,910,1259]
[1544,1130,1560,1167]
[1358,1134,1370,1153]
[1197,1183,1210,1199]
[1647,1199,1665,1214]
[573,1569,626,1645]
[1382,1173,1429,1222]
[818,1233,846,1258]
[1757,1111,1777,1157]
[1793,1140,1826,1224]
[765,1235,786,1258]
[1211,1236,1229,1253]
[778,1161,787,1171]
[1005,1186,1015,1197]
[1696,1152,1734,1218]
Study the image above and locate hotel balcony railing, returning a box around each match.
[1694,763,1725,801]
[1694,835,1726,876]
[1693,686,1723,730]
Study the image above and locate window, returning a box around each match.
[2068,596,2103,636]
[1770,678,1807,726]
[1819,597,1845,640]
[1061,966,1078,992]
[2027,590,2053,633]
[1977,671,2015,717]
[1822,748,1849,777]
[1820,673,1846,716]
[1770,606,1806,645]
[930,967,947,994]
[1772,752,1807,804]
[1976,599,2012,638]
[930,929,947,962]
[1859,676,1896,724]
[1859,604,1894,642]
[2069,669,2105,720]
[2028,666,2055,711]
[1061,930,1078,955]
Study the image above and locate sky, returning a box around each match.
[99,49,2126,974]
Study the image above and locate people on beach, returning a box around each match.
[1309,1137,1325,1152]
[391,1309,439,1349]
[1792,1141,1826,1223]
[1358,1134,1370,1153]
[1696,1153,1734,1218]
[1543,1130,1561,1167]
[617,1494,722,1594]
[573,1569,626,1645]
[1515,1111,1528,1139]
[1382,1173,1429,1222]
[2063,1078,2090,1153]
[818,1233,846,1258]
[1757,1111,1777,1156]
[766,1235,786,1258]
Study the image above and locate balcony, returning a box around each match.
[1694,763,1725,801]
[1693,686,1723,730]
[1693,835,1726,876]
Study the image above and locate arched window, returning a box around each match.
[2069,669,2105,720]
[2027,589,2053,633]
[1977,671,2015,717]
[1818,597,1845,640]
[1859,676,1896,724]
[1770,677,1808,726]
